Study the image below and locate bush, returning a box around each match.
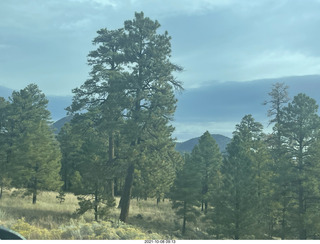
[11,218,63,240]
[9,217,164,240]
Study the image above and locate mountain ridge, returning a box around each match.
[175,134,231,153]
[2,74,320,140]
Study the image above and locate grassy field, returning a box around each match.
[0,189,207,240]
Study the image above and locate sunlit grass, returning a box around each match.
[0,189,207,239]
[0,189,78,228]
[0,189,171,239]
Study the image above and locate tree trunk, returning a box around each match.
[182,201,187,235]
[280,190,290,240]
[107,179,115,199]
[0,184,2,200]
[298,143,306,240]
[32,178,37,204]
[119,163,135,223]
[32,190,37,204]
[118,196,122,209]
[94,188,99,222]
[281,203,286,240]
[157,197,160,205]
[108,132,115,199]
[64,162,69,191]
[298,181,306,239]
[204,201,208,214]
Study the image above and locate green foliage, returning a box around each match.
[3,84,62,203]
[211,115,273,239]
[170,154,202,235]
[57,122,82,191]
[68,11,183,223]
[0,97,11,198]
[282,93,320,239]
[192,131,222,213]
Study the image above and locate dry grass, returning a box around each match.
[0,189,207,239]
[0,189,178,239]
[127,198,180,238]
[0,189,79,228]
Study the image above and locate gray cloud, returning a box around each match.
[1,0,320,95]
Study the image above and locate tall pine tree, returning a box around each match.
[8,84,62,204]
[282,93,320,239]
[170,154,201,236]
[214,115,272,239]
[69,12,182,223]
[264,82,293,239]
[191,131,222,214]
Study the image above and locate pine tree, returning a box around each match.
[170,154,201,235]
[264,82,293,239]
[57,122,82,191]
[118,12,182,223]
[0,97,10,199]
[282,93,320,239]
[7,84,62,204]
[69,27,127,201]
[191,131,222,214]
[69,12,182,223]
[65,112,116,221]
[214,115,272,239]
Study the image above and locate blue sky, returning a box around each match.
[1,0,320,140]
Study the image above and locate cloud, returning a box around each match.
[238,51,320,81]
[69,0,117,7]
[1,0,320,97]
[59,18,92,30]
[172,121,236,141]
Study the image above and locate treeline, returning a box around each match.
[174,82,320,239]
[1,12,320,240]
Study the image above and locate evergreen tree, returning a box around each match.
[68,27,127,201]
[303,138,320,238]
[8,84,62,204]
[0,97,10,199]
[69,12,182,223]
[214,115,272,239]
[170,154,201,235]
[118,12,182,223]
[57,122,82,191]
[282,93,320,239]
[132,138,183,203]
[264,82,293,239]
[65,112,116,221]
[191,131,222,214]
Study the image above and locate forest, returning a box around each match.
[1,12,320,240]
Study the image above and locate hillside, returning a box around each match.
[51,116,73,134]
[175,134,231,153]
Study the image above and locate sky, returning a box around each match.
[2,0,320,95]
[1,0,320,140]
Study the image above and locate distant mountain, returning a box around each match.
[175,74,320,124]
[175,134,231,153]
[3,74,320,141]
[46,96,72,121]
[0,86,13,98]
[52,116,73,134]
[174,74,320,140]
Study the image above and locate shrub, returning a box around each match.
[11,218,63,240]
